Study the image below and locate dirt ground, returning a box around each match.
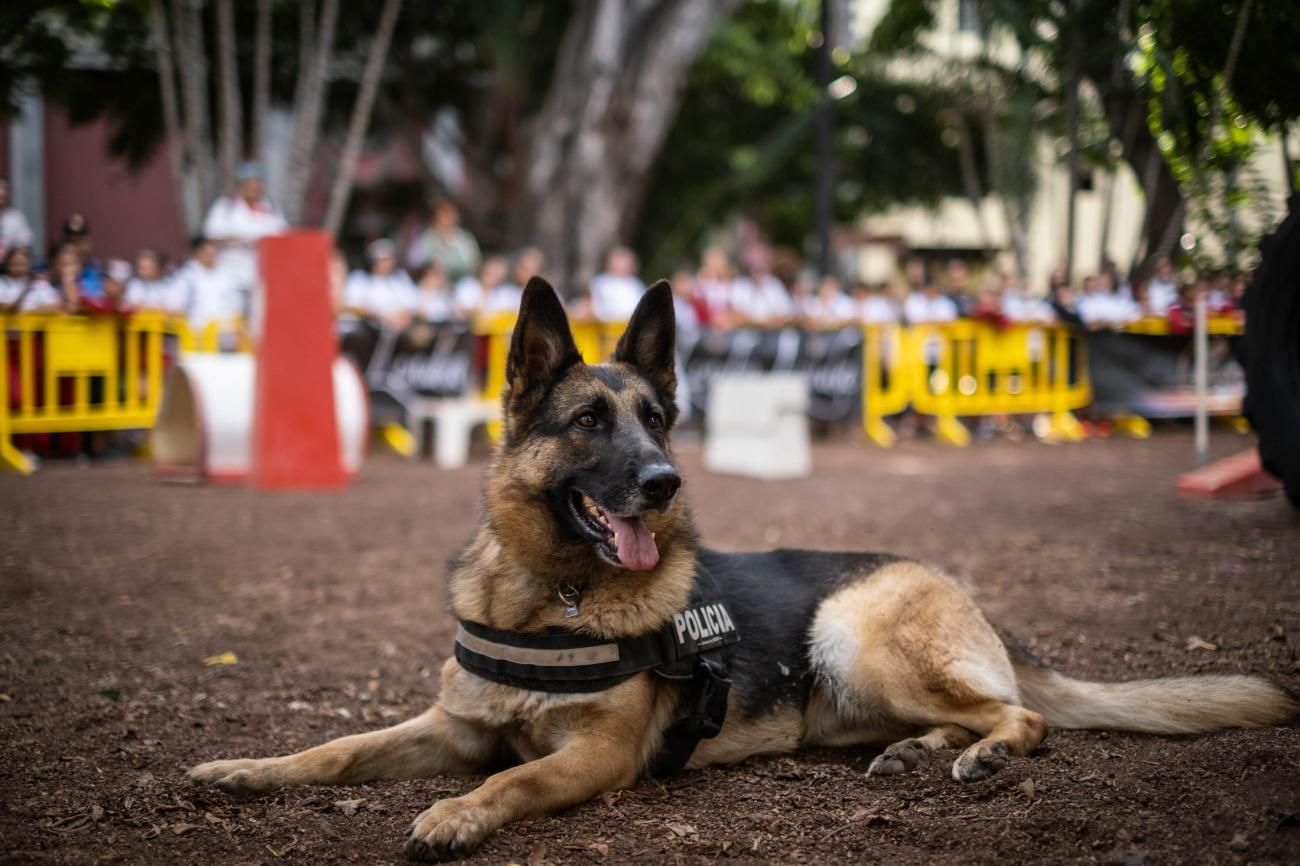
[2,430,1298,866]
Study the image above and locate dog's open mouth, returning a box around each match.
[570,490,660,571]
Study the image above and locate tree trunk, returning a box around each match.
[954,111,991,260]
[215,0,243,193]
[284,0,340,226]
[149,0,200,233]
[172,0,216,214]
[251,0,272,159]
[323,0,402,237]
[514,0,740,295]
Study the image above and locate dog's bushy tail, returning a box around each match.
[1009,650,1296,734]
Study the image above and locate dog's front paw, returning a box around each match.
[188,758,285,796]
[403,798,492,862]
[950,740,1009,783]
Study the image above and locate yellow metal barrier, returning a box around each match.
[198,317,253,352]
[905,321,1091,446]
[861,323,910,447]
[1122,314,1243,336]
[474,314,625,439]
[1,312,194,473]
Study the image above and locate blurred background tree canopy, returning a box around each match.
[1,0,1297,281]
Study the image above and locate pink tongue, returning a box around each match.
[603,512,659,570]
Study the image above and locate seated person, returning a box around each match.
[856,282,901,325]
[804,275,856,327]
[0,246,62,312]
[342,239,417,329]
[413,262,456,323]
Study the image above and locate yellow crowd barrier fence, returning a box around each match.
[1,312,198,474]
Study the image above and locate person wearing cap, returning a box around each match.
[80,258,137,314]
[202,161,287,303]
[343,239,417,328]
[61,213,104,298]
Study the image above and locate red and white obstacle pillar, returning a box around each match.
[152,230,367,487]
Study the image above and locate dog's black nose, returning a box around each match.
[638,464,681,506]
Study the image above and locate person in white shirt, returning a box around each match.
[1000,278,1055,324]
[172,238,244,348]
[343,240,417,328]
[0,178,34,260]
[413,262,456,323]
[903,285,959,324]
[854,282,900,325]
[589,247,647,322]
[202,162,287,300]
[455,255,516,317]
[124,248,182,313]
[0,247,61,312]
[1077,274,1141,329]
[804,275,856,327]
[1145,256,1179,316]
[730,260,794,326]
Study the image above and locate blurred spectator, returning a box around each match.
[203,161,287,300]
[0,247,61,312]
[343,239,417,328]
[82,259,134,314]
[943,258,971,309]
[51,242,89,311]
[1207,269,1234,312]
[173,237,243,337]
[669,268,704,333]
[0,177,34,259]
[695,247,738,328]
[855,282,900,325]
[1078,273,1140,329]
[1049,282,1084,327]
[590,246,647,322]
[804,275,855,327]
[1146,255,1178,315]
[731,253,793,326]
[125,249,178,312]
[1167,278,1207,335]
[903,282,958,325]
[458,255,515,316]
[407,199,481,283]
[414,262,456,323]
[1001,276,1054,324]
[968,275,1010,328]
[61,214,103,298]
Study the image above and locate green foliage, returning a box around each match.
[636,0,968,277]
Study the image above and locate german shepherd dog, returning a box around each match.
[191,279,1295,861]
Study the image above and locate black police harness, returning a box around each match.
[454,599,739,777]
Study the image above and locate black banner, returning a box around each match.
[1088,331,1244,417]
[339,320,475,401]
[680,326,863,423]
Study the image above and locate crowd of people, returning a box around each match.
[0,164,1248,345]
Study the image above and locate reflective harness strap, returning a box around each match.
[453,602,739,776]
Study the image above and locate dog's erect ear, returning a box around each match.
[613,280,677,413]
[505,277,582,419]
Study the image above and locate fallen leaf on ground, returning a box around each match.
[334,799,365,817]
[666,821,697,838]
[1020,779,1036,799]
[90,804,105,822]
[170,823,200,835]
[526,842,546,866]
[203,652,238,667]
[588,841,610,856]
[1185,637,1217,651]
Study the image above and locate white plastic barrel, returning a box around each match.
[151,353,367,483]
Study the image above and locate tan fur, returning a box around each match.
[189,296,1295,860]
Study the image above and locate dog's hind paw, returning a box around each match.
[188,758,285,796]
[404,798,491,862]
[867,739,930,776]
[950,740,1009,783]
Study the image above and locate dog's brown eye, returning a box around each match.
[575,412,598,430]
[647,411,664,430]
